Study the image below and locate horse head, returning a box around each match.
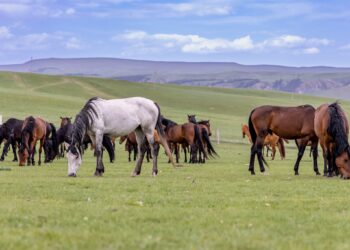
[187,114,197,123]
[60,117,72,127]
[336,146,350,179]
[67,143,82,177]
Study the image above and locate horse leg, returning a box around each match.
[38,139,44,166]
[132,129,146,177]
[0,140,11,161]
[271,145,276,160]
[12,140,18,162]
[321,145,328,176]
[134,145,137,161]
[256,136,266,173]
[146,131,159,176]
[248,143,256,175]
[128,147,131,162]
[184,145,187,163]
[294,144,306,175]
[175,144,179,164]
[93,132,105,177]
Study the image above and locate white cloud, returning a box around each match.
[0,26,13,39]
[117,31,330,54]
[65,8,76,15]
[65,37,83,49]
[0,3,29,15]
[117,31,254,53]
[302,47,320,54]
[164,1,232,16]
[340,44,350,50]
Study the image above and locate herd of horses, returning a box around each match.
[0,97,217,177]
[247,102,350,179]
[1,96,349,179]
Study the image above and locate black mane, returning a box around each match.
[20,116,35,152]
[71,97,99,147]
[161,116,178,129]
[327,102,349,157]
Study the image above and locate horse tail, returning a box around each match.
[248,110,257,144]
[193,124,207,159]
[102,135,115,163]
[248,109,269,167]
[154,102,176,167]
[49,123,59,158]
[278,137,285,159]
[201,127,218,158]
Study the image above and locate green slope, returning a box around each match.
[1,72,350,250]
[0,71,342,142]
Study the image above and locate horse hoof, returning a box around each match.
[12,159,17,162]
[315,171,321,176]
[131,171,140,177]
[152,172,157,177]
[250,171,255,175]
[68,173,77,177]
[294,172,299,176]
[94,171,103,177]
[0,158,4,162]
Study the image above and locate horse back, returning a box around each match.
[252,105,316,139]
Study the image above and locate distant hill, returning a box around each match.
[1,57,350,97]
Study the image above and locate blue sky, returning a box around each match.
[0,0,350,66]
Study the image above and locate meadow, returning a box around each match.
[0,72,350,249]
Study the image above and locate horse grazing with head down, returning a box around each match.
[248,105,320,175]
[0,118,23,162]
[67,97,175,177]
[314,102,350,178]
[18,116,58,166]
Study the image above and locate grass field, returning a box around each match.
[1,72,350,250]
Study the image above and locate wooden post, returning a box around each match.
[216,128,220,144]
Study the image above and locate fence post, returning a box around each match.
[216,128,220,144]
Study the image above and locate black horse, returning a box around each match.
[0,118,23,162]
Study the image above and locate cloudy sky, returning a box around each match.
[1,0,350,66]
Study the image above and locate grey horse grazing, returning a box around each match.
[67,97,175,177]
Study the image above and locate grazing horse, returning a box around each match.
[0,118,23,162]
[18,116,58,166]
[56,117,73,158]
[314,102,350,178]
[162,116,206,163]
[67,97,175,177]
[248,105,320,175]
[242,123,286,160]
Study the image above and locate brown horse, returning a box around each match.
[119,132,152,162]
[18,116,57,166]
[190,118,217,163]
[162,116,206,163]
[248,105,320,175]
[242,124,285,160]
[314,102,350,178]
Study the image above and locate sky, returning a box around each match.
[0,0,350,66]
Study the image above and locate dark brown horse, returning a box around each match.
[162,116,206,163]
[188,115,217,163]
[0,118,23,162]
[248,105,320,175]
[314,102,350,178]
[18,116,58,166]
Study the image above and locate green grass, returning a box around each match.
[0,71,350,250]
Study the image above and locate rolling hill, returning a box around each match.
[1,58,350,97]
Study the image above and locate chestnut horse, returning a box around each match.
[18,116,58,166]
[242,124,285,160]
[314,102,350,178]
[161,116,206,163]
[248,105,320,175]
[119,132,152,162]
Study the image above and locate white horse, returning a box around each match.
[67,97,175,177]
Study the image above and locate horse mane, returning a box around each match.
[327,102,349,157]
[71,97,100,146]
[161,117,178,129]
[198,120,209,125]
[22,116,35,135]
